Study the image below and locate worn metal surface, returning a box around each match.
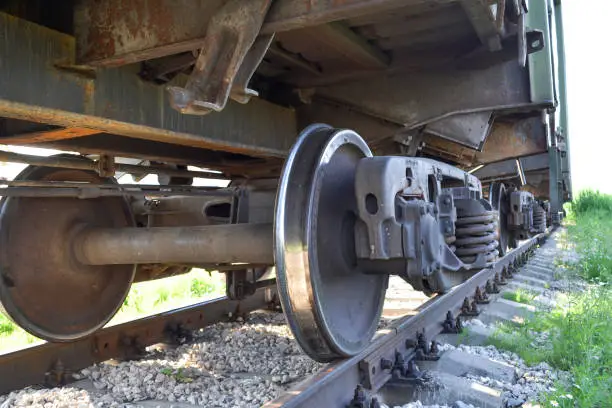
[75,223,274,266]
[0,165,135,342]
[419,115,547,168]
[0,12,295,158]
[38,134,284,177]
[0,288,275,395]
[264,234,542,407]
[473,117,547,163]
[315,60,533,129]
[263,0,454,34]
[459,0,503,51]
[0,127,101,144]
[296,100,401,147]
[424,111,493,150]
[167,0,273,114]
[473,153,549,181]
[74,0,225,66]
[74,0,450,65]
[74,0,452,66]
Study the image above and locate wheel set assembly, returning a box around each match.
[0,125,549,362]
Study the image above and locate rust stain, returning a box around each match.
[0,127,101,145]
[475,120,547,164]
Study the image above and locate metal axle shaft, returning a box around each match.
[74,223,274,266]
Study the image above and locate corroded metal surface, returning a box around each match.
[168,0,273,114]
[0,12,296,158]
[315,60,531,129]
[0,165,135,342]
[75,0,224,66]
[0,127,101,144]
[474,118,548,164]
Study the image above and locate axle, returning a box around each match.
[74,223,274,266]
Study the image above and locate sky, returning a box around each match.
[563,1,612,194]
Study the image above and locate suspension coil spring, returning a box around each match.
[532,204,546,233]
[454,210,499,264]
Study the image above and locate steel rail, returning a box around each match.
[263,233,545,408]
[0,286,277,395]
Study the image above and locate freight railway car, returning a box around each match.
[0,0,570,362]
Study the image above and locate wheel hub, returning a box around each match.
[0,162,135,341]
[275,124,388,362]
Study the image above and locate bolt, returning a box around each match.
[350,384,367,406]
[381,358,394,370]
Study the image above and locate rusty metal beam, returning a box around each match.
[474,118,547,164]
[0,127,101,145]
[305,22,390,69]
[74,0,450,66]
[459,0,503,51]
[473,153,549,181]
[74,0,224,66]
[262,0,455,34]
[0,12,295,158]
[315,60,535,130]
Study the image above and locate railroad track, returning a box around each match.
[0,229,562,408]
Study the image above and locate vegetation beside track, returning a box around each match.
[489,190,612,408]
[0,270,224,353]
[501,288,538,305]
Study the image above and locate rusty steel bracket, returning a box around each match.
[96,154,116,178]
[167,0,273,115]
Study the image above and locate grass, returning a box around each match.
[566,190,612,283]
[502,288,538,305]
[108,269,225,325]
[488,190,612,407]
[0,269,225,352]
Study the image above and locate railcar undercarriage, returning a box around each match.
[0,0,570,362]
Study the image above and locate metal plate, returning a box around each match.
[275,124,388,362]
[489,182,509,256]
[0,160,135,341]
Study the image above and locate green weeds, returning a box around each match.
[488,190,612,407]
[159,367,194,383]
[502,288,538,305]
[489,287,612,407]
[567,190,612,283]
[0,314,15,336]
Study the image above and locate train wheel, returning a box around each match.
[489,182,509,256]
[0,160,135,341]
[275,124,388,362]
